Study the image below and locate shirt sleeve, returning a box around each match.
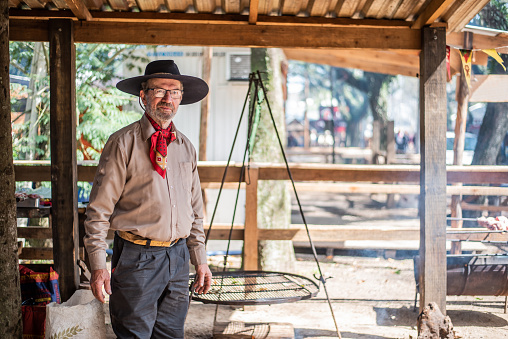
[83,137,127,271]
[187,155,207,266]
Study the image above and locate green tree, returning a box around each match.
[10,42,146,161]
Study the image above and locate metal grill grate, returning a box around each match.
[190,271,319,305]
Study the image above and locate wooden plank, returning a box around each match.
[199,47,212,161]
[83,0,103,10]
[9,9,414,27]
[249,0,259,23]
[411,0,454,29]
[419,26,447,314]
[447,31,508,51]
[444,0,490,33]
[49,19,79,301]
[470,75,508,103]
[108,0,130,11]
[244,166,258,270]
[22,0,46,9]
[16,206,51,218]
[461,202,508,213]
[64,0,92,20]
[19,247,53,260]
[17,227,53,239]
[260,225,421,241]
[392,0,419,20]
[9,18,421,50]
[257,163,421,182]
[283,48,419,77]
[203,225,245,240]
[73,21,421,50]
[213,321,294,338]
[14,163,508,184]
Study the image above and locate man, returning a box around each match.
[84,60,212,338]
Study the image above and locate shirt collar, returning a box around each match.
[140,114,183,144]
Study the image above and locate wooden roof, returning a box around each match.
[9,0,491,51]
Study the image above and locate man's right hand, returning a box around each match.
[90,268,112,303]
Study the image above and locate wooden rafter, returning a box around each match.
[411,0,454,29]
[249,0,259,24]
[64,0,93,21]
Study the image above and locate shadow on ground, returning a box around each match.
[374,306,416,327]
[296,329,397,339]
[446,309,508,327]
[373,305,508,329]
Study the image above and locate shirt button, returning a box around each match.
[173,205,176,208]
[170,186,173,189]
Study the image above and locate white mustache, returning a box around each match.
[157,104,174,110]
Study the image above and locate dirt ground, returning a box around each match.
[108,192,508,338]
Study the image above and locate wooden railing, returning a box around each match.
[15,162,508,269]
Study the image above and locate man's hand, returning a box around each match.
[194,264,212,294]
[90,268,112,303]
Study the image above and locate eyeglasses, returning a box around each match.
[146,88,183,100]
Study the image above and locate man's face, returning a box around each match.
[140,78,183,124]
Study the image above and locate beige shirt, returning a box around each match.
[84,114,206,271]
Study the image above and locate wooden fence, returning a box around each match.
[15,162,508,270]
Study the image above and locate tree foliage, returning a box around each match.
[10,42,147,161]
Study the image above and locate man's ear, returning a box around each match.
[140,90,147,105]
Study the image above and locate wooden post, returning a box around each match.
[386,121,395,164]
[199,47,212,220]
[49,19,79,301]
[0,3,23,335]
[199,46,212,161]
[244,166,259,270]
[450,32,473,255]
[371,120,381,163]
[419,26,447,314]
[385,121,396,208]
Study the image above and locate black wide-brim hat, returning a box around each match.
[116,60,209,105]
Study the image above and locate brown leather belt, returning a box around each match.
[117,230,180,247]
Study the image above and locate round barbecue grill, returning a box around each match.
[190,271,319,305]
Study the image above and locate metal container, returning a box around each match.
[414,255,508,296]
[447,256,508,296]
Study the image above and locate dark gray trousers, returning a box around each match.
[110,234,190,339]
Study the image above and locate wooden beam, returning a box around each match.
[64,0,93,21]
[411,0,454,29]
[17,227,53,239]
[461,202,508,213]
[199,47,212,161]
[19,247,53,260]
[14,163,508,185]
[419,26,447,314]
[9,9,414,27]
[9,18,422,50]
[470,75,508,103]
[49,19,79,301]
[244,166,259,270]
[447,31,508,51]
[283,48,419,77]
[249,0,259,24]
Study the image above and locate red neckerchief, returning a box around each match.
[145,113,176,178]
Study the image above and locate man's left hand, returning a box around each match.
[194,264,212,294]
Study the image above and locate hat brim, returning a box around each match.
[116,73,209,105]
